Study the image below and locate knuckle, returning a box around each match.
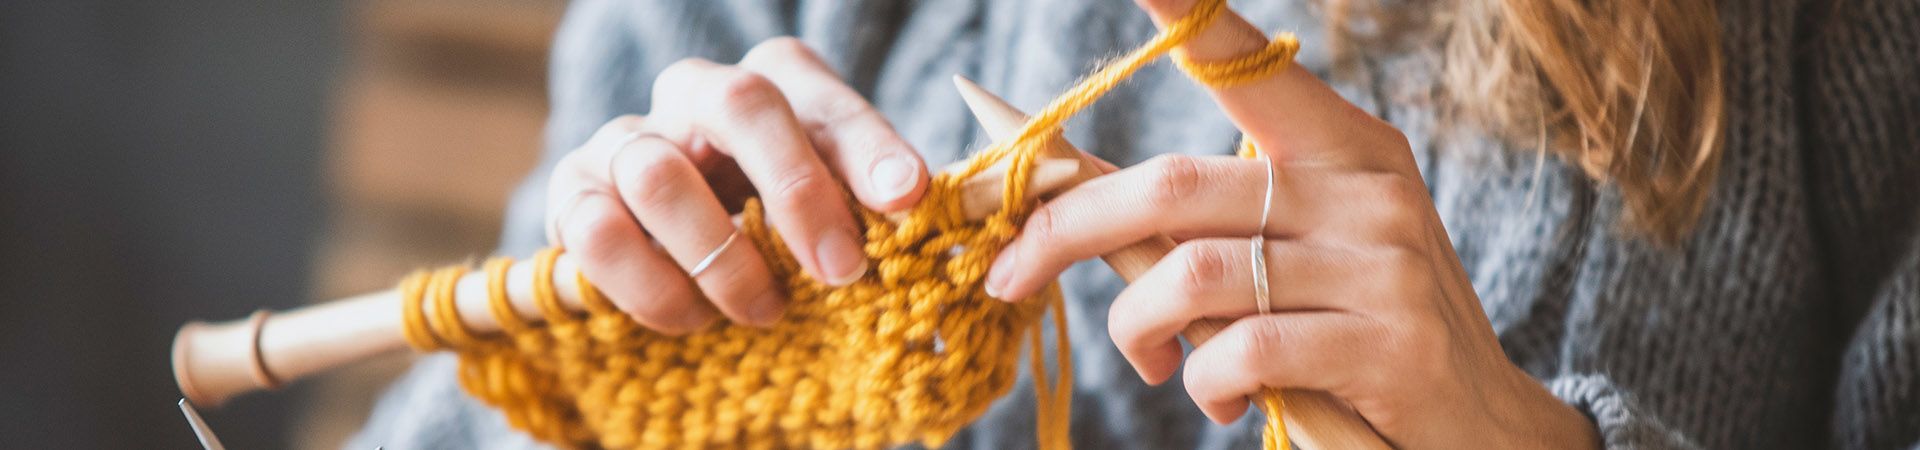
[1107,307,1151,358]
[618,146,697,212]
[656,58,718,89]
[1345,115,1411,156]
[566,202,630,250]
[1360,172,1427,210]
[1180,361,1211,399]
[1205,321,1279,388]
[1173,243,1228,299]
[810,92,876,126]
[1353,173,1430,241]
[1141,154,1204,209]
[1105,301,1133,343]
[711,70,784,119]
[1384,129,1414,155]
[765,166,833,207]
[1023,207,1066,248]
[1384,176,1431,212]
[1182,353,1229,401]
[741,37,818,66]
[1236,319,1286,364]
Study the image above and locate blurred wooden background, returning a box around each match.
[297,0,561,447]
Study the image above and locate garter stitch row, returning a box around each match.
[398,0,1298,448]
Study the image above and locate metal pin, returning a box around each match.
[177,398,227,450]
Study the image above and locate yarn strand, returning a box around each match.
[398,0,1297,448]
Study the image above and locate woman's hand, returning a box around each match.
[544,38,928,334]
[983,1,1600,448]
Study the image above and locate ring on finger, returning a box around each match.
[687,231,740,278]
[1251,147,1276,315]
[1252,235,1270,315]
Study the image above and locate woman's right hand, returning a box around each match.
[544,37,930,334]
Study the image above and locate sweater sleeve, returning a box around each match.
[1799,0,1920,448]
[1545,374,1700,449]
[1829,241,1920,450]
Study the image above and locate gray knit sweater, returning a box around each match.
[351,0,1920,449]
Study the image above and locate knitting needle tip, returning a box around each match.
[951,75,1031,143]
[178,398,227,450]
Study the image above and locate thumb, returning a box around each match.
[1133,0,1398,169]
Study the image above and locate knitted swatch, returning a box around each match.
[398,0,1298,448]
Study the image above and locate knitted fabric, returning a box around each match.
[353,0,1920,448]
[394,1,1300,448]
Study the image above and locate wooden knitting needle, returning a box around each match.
[170,156,1082,408]
[954,75,1391,450]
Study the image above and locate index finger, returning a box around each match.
[649,60,869,286]
[738,38,930,213]
[1134,0,1406,170]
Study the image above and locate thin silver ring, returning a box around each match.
[1252,151,1275,315]
[687,231,739,278]
[1252,235,1270,315]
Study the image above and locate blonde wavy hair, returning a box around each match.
[1328,0,1725,245]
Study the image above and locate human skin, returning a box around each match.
[980,0,1601,447]
[544,0,1602,447]
[544,36,925,333]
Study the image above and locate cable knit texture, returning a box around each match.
[352,0,1920,449]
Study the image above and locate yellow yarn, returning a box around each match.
[399,1,1298,448]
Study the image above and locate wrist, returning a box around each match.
[1483,366,1601,450]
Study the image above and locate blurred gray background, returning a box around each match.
[0,0,338,448]
[0,0,560,447]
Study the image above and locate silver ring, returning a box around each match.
[1252,235,1270,315]
[1252,151,1275,315]
[687,231,739,278]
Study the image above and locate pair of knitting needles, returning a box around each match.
[170,76,1387,449]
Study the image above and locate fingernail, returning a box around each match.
[748,290,786,326]
[816,228,867,286]
[986,244,1017,300]
[869,153,919,203]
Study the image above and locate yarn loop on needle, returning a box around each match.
[399,0,1297,448]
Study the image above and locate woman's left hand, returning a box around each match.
[982,1,1600,448]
